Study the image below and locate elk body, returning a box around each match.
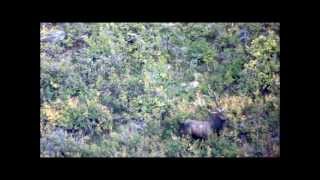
[179,110,228,139]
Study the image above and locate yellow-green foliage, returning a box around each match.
[40,23,279,157]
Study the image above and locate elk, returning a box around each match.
[179,90,228,139]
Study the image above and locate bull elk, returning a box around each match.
[179,108,228,139]
[179,90,229,139]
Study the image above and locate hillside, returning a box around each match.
[40,23,280,157]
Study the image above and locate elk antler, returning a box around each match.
[208,85,224,113]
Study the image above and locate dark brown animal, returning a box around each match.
[179,109,228,139]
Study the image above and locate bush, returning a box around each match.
[41,23,280,157]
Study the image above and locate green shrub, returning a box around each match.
[41,23,280,157]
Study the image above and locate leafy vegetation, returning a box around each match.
[40,23,280,157]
